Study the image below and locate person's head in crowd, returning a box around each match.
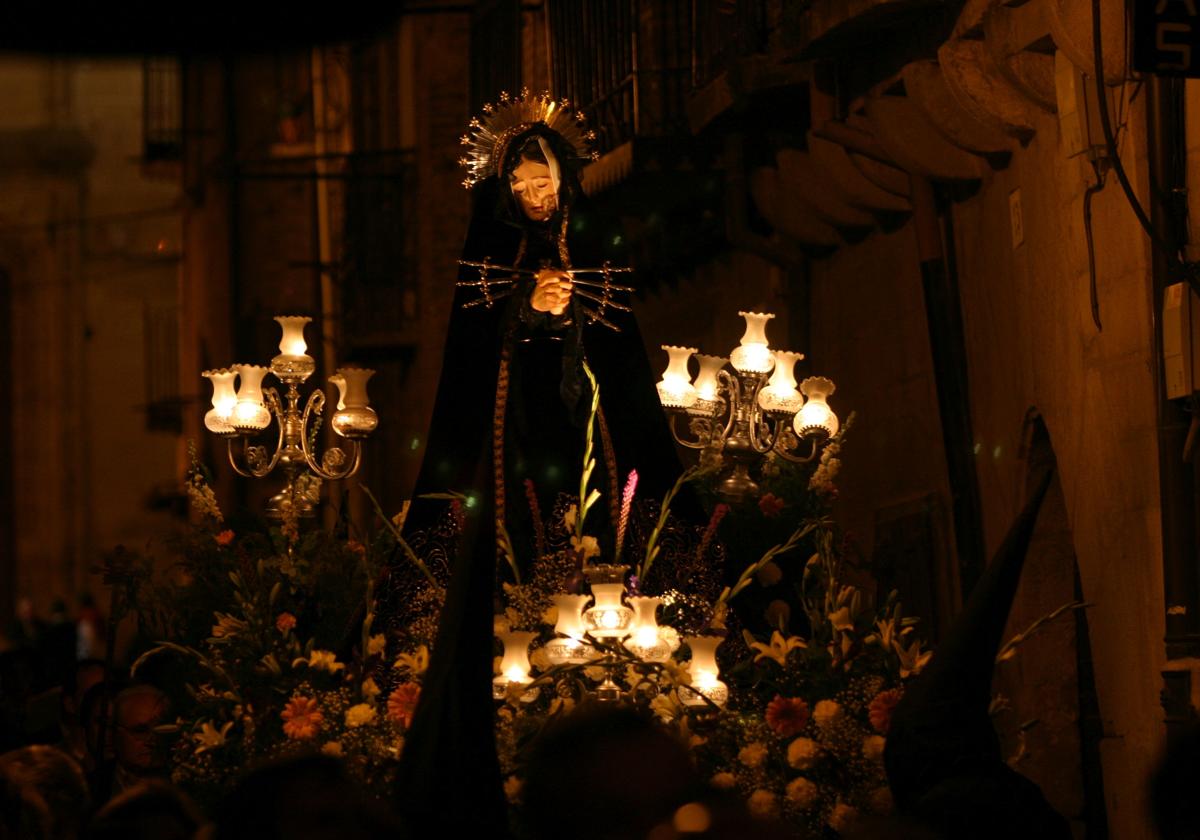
[0,745,89,840]
[521,706,702,840]
[62,660,106,725]
[49,599,68,624]
[79,682,114,767]
[111,685,170,779]
[213,753,402,839]
[87,779,202,840]
[0,769,50,840]
[1151,722,1200,840]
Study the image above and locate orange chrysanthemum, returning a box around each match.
[765,695,810,738]
[215,529,235,546]
[276,612,297,633]
[281,696,323,740]
[388,683,421,727]
[869,688,902,734]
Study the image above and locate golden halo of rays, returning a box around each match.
[458,88,599,189]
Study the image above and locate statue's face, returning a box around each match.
[509,158,557,221]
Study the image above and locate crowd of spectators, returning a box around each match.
[2,589,1199,840]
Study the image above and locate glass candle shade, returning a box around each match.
[625,596,672,663]
[270,315,316,381]
[657,346,698,409]
[584,583,634,639]
[680,636,728,707]
[493,630,539,701]
[231,365,272,431]
[795,376,839,439]
[729,312,776,374]
[692,355,727,402]
[328,373,347,410]
[202,369,238,434]
[331,368,378,438]
[757,351,805,414]
[545,594,594,665]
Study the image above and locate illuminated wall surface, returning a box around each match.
[0,1,1193,836]
[0,57,182,623]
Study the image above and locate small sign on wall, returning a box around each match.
[1134,0,1200,76]
[1009,189,1024,249]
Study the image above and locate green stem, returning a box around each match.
[575,361,602,543]
[360,485,438,587]
[638,466,700,583]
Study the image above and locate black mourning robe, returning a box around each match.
[393,171,687,835]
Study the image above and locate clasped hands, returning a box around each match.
[530,269,573,316]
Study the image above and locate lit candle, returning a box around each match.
[584,582,634,639]
[545,594,594,666]
[275,315,311,356]
[692,355,727,402]
[626,596,671,662]
[758,350,805,414]
[681,636,728,707]
[231,364,272,431]
[493,630,538,700]
[795,376,839,439]
[202,368,238,434]
[270,316,316,382]
[729,311,775,374]
[657,345,698,409]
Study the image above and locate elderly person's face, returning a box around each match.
[114,693,169,774]
[509,158,557,221]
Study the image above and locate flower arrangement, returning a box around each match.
[99,451,445,808]
[107,389,933,837]
[477,367,928,838]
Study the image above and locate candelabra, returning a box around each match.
[201,316,377,520]
[656,311,838,502]
[493,564,727,708]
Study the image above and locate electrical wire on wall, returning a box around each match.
[1092,0,1197,293]
[1082,78,1141,332]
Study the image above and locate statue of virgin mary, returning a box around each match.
[404,90,686,567]
[393,91,689,835]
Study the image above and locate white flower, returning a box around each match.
[738,742,768,769]
[747,790,778,819]
[344,703,376,728]
[862,734,886,762]
[210,612,248,640]
[191,720,232,754]
[828,802,859,833]
[366,634,387,657]
[361,677,381,702]
[563,504,578,530]
[813,699,843,730]
[393,645,429,676]
[569,534,600,560]
[294,649,345,673]
[710,772,737,790]
[650,692,682,723]
[786,737,821,770]
[785,776,819,809]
